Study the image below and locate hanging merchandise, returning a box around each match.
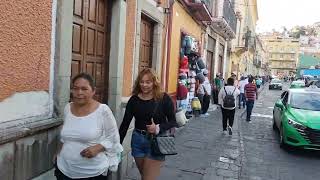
[179,68,189,75]
[185,36,193,55]
[177,33,202,116]
[196,72,205,83]
[181,36,187,48]
[180,48,185,58]
[191,38,199,53]
[190,83,196,92]
[191,97,201,117]
[196,57,206,69]
[195,65,202,74]
[189,55,197,71]
[179,79,188,86]
[180,56,189,69]
[178,72,188,80]
[190,70,196,78]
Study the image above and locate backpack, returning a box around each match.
[223,87,236,108]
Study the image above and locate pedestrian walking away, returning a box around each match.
[213,73,222,104]
[218,78,240,135]
[197,69,211,117]
[256,77,262,89]
[54,73,123,180]
[119,68,178,180]
[244,77,258,122]
[238,76,248,109]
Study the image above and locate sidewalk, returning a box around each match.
[124,84,268,180]
[125,104,244,180]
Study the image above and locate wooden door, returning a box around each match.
[139,15,154,72]
[206,51,214,80]
[207,36,216,80]
[72,0,111,102]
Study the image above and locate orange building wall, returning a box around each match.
[122,0,137,97]
[167,2,202,94]
[0,0,52,101]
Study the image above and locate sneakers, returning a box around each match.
[200,113,210,117]
[227,126,232,135]
[222,130,228,135]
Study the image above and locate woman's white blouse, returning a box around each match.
[57,103,123,178]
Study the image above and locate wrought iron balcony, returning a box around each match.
[211,0,237,39]
[182,0,213,22]
[253,58,262,68]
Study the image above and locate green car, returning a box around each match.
[290,80,305,89]
[273,88,320,150]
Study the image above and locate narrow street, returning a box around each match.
[240,83,320,180]
[125,84,320,180]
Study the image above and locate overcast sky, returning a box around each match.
[256,0,320,33]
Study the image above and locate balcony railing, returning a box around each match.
[183,0,213,22]
[253,57,262,68]
[222,0,236,34]
[211,0,237,39]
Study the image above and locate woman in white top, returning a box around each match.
[54,73,123,180]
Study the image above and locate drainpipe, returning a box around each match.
[165,1,174,92]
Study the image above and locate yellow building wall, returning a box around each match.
[167,2,202,94]
[249,0,258,28]
[264,38,299,76]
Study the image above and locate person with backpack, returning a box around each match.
[218,78,240,135]
[244,77,258,122]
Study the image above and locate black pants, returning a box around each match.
[213,89,219,104]
[202,94,210,114]
[221,108,235,130]
[54,164,108,180]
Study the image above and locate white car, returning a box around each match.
[269,79,283,90]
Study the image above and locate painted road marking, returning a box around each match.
[251,113,273,119]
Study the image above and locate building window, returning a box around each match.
[280,54,284,59]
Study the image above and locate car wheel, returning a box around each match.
[272,113,277,130]
[279,125,288,149]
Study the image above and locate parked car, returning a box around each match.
[269,79,282,90]
[273,88,320,150]
[290,81,306,89]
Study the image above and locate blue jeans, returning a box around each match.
[131,130,165,161]
[246,100,255,121]
[239,93,246,108]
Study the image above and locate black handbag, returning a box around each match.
[150,99,178,156]
[151,135,177,156]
